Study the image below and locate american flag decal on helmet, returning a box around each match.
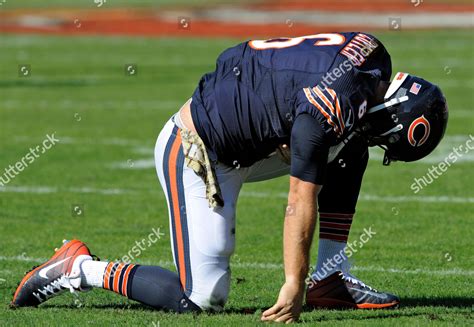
[303,86,345,136]
[409,82,422,95]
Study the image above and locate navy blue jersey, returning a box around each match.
[191,32,392,171]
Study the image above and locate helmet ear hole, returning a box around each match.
[390,113,398,123]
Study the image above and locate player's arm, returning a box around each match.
[262,113,329,323]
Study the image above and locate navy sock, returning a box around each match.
[127,265,201,312]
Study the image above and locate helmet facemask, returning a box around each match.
[359,95,406,165]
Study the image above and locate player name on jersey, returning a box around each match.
[340,33,379,66]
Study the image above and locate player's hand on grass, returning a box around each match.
[261,281,305,324]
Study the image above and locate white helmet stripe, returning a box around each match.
[385,72,410,99]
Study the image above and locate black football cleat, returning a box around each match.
[11,239,93,308]
[306,271,400,309]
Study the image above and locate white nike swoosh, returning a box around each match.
[39,257,71,279]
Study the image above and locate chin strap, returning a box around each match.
[363,96,409,166]
[383,151,392,166]
[357,127,398,167]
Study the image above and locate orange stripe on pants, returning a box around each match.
[168,132,187,290]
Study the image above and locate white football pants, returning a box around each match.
[154,115,289,310]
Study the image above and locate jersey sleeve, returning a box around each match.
[290,113,329,185]
[295,86,353,142]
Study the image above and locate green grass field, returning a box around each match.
[0,30,473,326]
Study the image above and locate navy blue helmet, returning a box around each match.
[361,72,448,165]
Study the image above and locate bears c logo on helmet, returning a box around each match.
[407,115,431,147]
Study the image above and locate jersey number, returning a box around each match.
[249,33,345,50]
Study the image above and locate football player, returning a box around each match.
[12,32,448,323]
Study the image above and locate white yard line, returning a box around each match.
[160,9,474,29]
[1,185,473,203]
[369,136,474,164]
[450,110,474,118]
[349,266,474,276]
[357,194,474,204]
[13,135,472,146]
[0,186,131,195]
[110,159,155,169]
[2,99,182,111]
[240,191,474,204]
[1,255,471,276]
[0,254,48,262]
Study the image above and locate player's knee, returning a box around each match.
[207,269,231,309]
[192,268,231,311]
